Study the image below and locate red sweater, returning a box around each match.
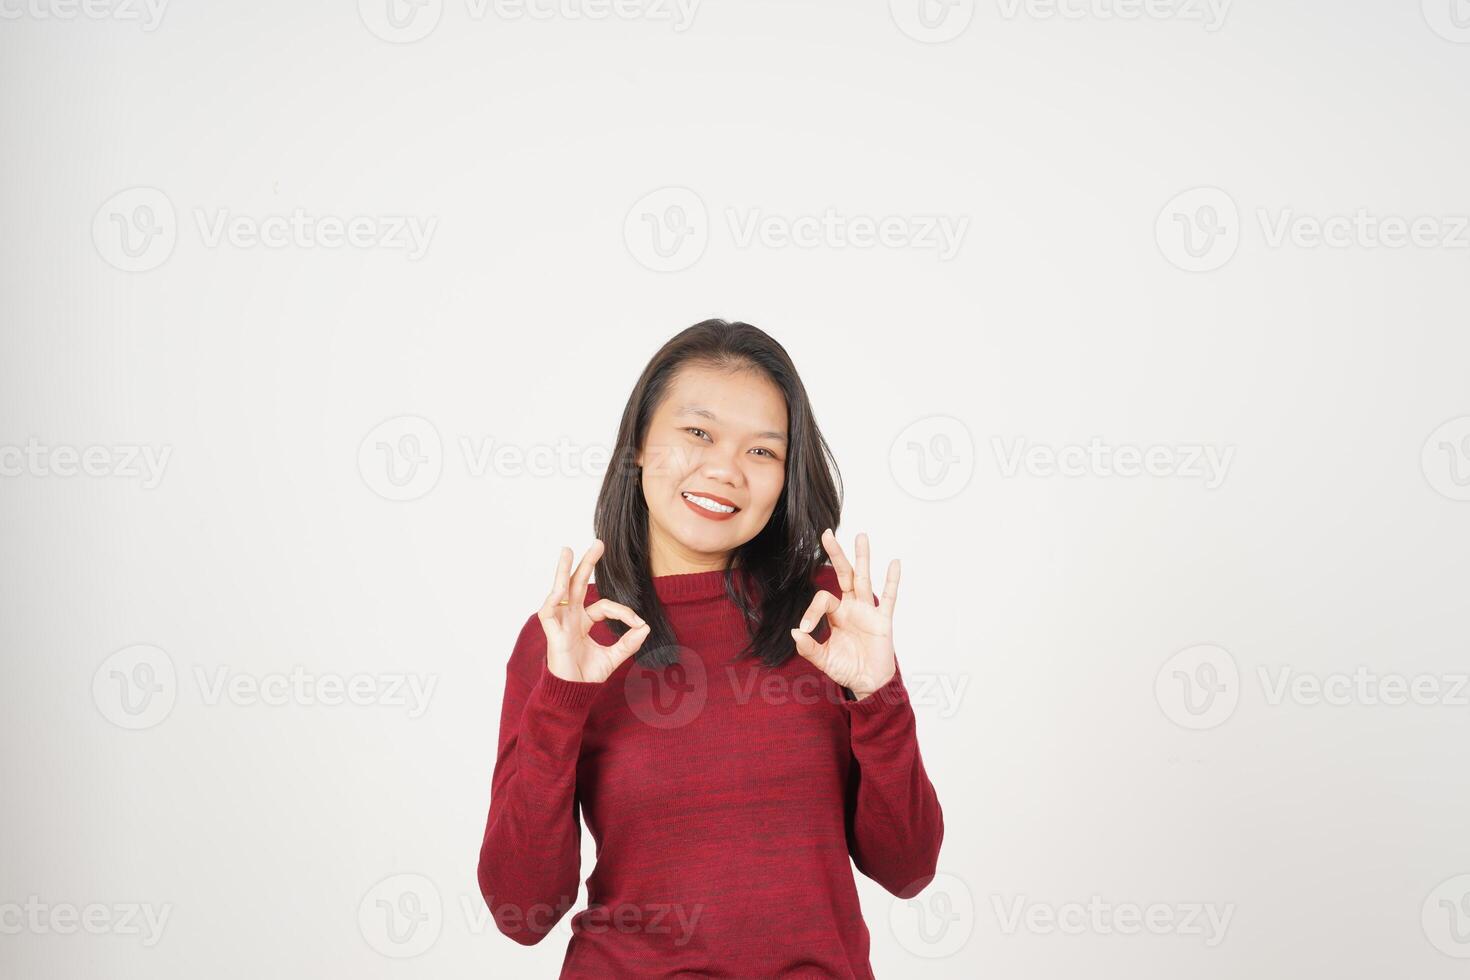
[476,564,944,978]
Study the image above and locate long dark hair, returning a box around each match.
[593,319,843,670]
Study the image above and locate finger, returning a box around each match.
[549,545,572,601]
[821,528,855,598]
[585,597,647,630]
[797,590,840,633]
[605,620,651,671]
[541,546,572,614]
[789,627,824,666]
[537,551,572,638]
[853,532,873,605]
[878,558,900,617]
[569,538,603,608]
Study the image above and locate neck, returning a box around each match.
[647,526,730,577]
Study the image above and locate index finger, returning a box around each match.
[548,545,572,601]
[569,539,604,608]
[821,528,855,598]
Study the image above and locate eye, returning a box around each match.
[750,447,778,459]
[685,427,710,441]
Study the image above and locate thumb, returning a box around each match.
[790,628,821,663]
[607,622,651,669]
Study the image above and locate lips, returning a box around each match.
[681,490,741,522]
[684,490,739,509]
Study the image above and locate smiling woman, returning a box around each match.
[476,319,944,979]
[592,320,845,670]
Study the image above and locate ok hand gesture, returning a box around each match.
[537,539,651,684]
[790,529,900,701]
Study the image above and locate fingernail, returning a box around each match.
[799,619,810,631]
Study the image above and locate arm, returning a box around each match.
[843,654,945,900]
[802,552,945,898]
[476,614,603,945]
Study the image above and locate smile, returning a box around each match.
[681,491,740,520]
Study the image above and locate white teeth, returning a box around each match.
[683,491,735,514]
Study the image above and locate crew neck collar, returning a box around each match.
[649,568,737,604]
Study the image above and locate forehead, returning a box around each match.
[659,364,787,431]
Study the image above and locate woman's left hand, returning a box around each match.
[791,529,900,701]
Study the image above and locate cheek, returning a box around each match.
[747,472,785,515]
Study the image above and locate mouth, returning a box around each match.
[681,490,741,521]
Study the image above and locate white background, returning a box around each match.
[3,1,1470,977]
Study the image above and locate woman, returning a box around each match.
[476,319,944,978]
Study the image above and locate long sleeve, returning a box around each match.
[842,652,946,900]
[477,614,603,945]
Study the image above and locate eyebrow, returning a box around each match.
[676,405,788,444]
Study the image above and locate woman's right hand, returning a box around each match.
[537,539,651,684]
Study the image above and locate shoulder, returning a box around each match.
[506,606,552,690]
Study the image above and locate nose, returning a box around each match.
[696,442,745,490]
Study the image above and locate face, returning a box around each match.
[635,364,789,576]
